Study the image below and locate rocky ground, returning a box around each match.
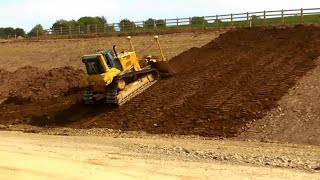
[0,130,319,179]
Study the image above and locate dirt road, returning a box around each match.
[0,131,319,180]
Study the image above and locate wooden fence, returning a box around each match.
[2,7,320,39]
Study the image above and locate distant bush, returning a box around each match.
[51,16,114,34]
[191,16,208,25]
[28,24,44,37]
[52,19,79,29]
[143,18,166,30]
[144,18,156,29]
[0,27,26,37]
[251,15,261,20]
[119,19,135,31]
[156,19,166,28]
[78,16,107,26]
[77,16,113,33]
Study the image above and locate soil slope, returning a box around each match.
[1,25,320,143]
[238,58,320,145]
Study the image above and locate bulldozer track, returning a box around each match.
[105,68,159,106]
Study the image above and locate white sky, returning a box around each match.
[0,0,319,31]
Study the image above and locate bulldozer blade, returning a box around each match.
[153,61,171,74]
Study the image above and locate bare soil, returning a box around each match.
[237,57,320,145]
[0,25,320,146]
[0,31,223,71]
[0,130,319,179]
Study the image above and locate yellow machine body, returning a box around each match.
[80,36,168,105]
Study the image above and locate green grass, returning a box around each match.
[125,14,320,31]
[32,14,320,38]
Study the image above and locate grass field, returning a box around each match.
[95,14,320,33]
[0,30,224,71]
[164,14,320,29]
[89,14,320,36]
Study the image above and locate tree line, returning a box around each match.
[0,27,25,37]
[1,16,210,37]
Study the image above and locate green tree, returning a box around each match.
[144,18,156,29]
[0,27,26,37]
[77,16,106,26]
[144,18,166,29]
[28,24,44,37]
[51,19,79,35]
[191,16,208,25]
[155,19,166,28]
[0,27,15,36]
[77,16,112,33]
[15,28,26,37]
[52,19,79,29]
[251,15,260,20]
[143,18,166,30]
[119,19,135,31]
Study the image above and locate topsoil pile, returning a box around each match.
[1,25,320,139]
[0,66,83,102]
[0,67,83,124]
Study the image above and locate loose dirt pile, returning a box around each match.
[1,25,320,143]
[0,67,83,124]
[0,66,83,102]
[81,25,318,138]
[238,57,320,145]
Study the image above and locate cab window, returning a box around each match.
[82,56,106,75]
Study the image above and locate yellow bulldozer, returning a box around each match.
[80,36,169,105]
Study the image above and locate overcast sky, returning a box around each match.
[0,0,319,31]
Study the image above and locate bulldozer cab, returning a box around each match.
[82,55,106,75]
[82,50,123,75]
[101,50,123,70]
[82,35,170,76]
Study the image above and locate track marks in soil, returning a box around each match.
[1,25,320,140]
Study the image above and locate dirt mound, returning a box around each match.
[0,66,83,124]
[0,66,83,103]
[73,25,319,137]
[1,25,320,143]
[237,57,320,145]
[0,66,41,99]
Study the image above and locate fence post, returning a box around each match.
[231,13,233,26]
[37,30,39,37]
[7,35,9,39]
[281,9,284,24]
[122,21,124,31]
[87,25,90,34]
[202,16,205,28]
[263,10,266,24]
[247,12,249,26]
[132,22,135,31]
[164,19,167,29]
[301,8,304,22]
[78,26,81,34]
[60,27,62,35]
[189,17,192,28]
[153,20,156,30]
[69,26,71,36]
[176,18,179,26]
[52,28,54,35]
[95,24,97,34]
[104,24,106,33]
[216,15,219,27]
[15,34,17,39]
